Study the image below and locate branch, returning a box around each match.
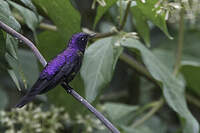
[118,0,132,30]
[0,21,120,133]
[0,21,47,66]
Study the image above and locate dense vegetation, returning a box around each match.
[0,0,199,133]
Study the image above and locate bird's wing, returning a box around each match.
[29,53,80,95]
[15,52,80,108]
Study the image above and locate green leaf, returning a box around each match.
[104,102,138,125]
[33,0,80,42]
[0,87,8,109]
[0,30,9,69]
[80,37,122,102]
[18,49,39,87]
[121,126,154,133]
[135,0,172,39]
[6,34,18,60]
[8,0,39,34]
[121,38,199,133]
[7,68,21,90]
[0,0,21,31]
[131,6,150,46]
[181,61,200,96]
[94,0,117,28]
[20,0,37,13]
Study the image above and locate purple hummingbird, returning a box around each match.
[15,32,95,108]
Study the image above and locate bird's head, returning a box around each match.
[68,32,95,52]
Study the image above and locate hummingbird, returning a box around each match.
[15,32,95,108]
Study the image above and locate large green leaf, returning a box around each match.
[8,0,39,34]
[94,0,117,28]
[181,61,200,96]
[121,38,199,133]
[131,6,150,46]
[80,37,122,102]
[33,0,80,42]
[136,0,172,39]
[0,0,20,31]
[104,102,138,125]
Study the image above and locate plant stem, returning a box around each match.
[14,13,57,31]
[0,21,120,133]
[0,21,47,66]
[62,84,120,133]
[186,94,200,109]
[93,31,117,39]
[119,53,159,87]
[119,0,131,30]
[173,8,184,75]
[132,98,164,128]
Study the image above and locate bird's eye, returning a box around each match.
[81,37,85,41]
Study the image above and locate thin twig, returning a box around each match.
[0,21,47,66]
[132,98,164,128]
[0,21,120,133]
[118,0,132,30]
[93,31,117,39]
[119,53,159,87]
[61,84,120,133]
[186,94,200,109]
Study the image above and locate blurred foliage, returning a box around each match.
[0,0,200,133]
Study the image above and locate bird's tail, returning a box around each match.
[15,95,35,108]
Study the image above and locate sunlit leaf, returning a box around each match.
[121,38,199,133]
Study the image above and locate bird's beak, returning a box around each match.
[89,33,96,39]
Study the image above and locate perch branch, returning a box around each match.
[0,21,47,66]
[0,21,120,133]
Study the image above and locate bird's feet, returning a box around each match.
[61,82,73,94]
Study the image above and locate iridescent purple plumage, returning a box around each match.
[15,32,93,108]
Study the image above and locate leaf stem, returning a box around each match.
[0,21,120,133]
[14,13,57,31]
[173,8,184,75]
[132,98,164,128]
[118,0,131,30]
